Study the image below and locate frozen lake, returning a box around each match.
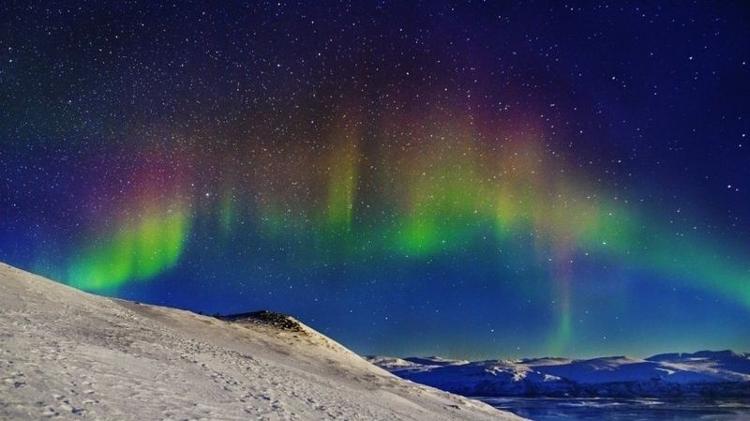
[479,397,750,420]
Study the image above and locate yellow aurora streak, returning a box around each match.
[325,132,360,232]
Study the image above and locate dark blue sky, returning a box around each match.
[1,1,749,359]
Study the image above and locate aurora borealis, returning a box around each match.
[1,1,749,359]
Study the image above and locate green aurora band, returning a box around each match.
[60,118,749,350]
[68,204,191,292]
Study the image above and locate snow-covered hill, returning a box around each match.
[368,351,750,398]
[0,262,519,420]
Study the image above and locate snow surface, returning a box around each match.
[0,263,520,420]
[369,351,750,398]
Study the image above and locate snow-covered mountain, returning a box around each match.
[0,262,519,420]
[368,352,750,398]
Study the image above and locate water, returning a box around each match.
[479,397,750,420]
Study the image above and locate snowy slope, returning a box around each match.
[0,263,520,420]
[369,351,750,398]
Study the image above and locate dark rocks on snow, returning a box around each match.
[217,310,305,333]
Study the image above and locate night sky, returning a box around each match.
[1,1,749,359]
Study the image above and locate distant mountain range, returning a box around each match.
[367,351,750,398]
